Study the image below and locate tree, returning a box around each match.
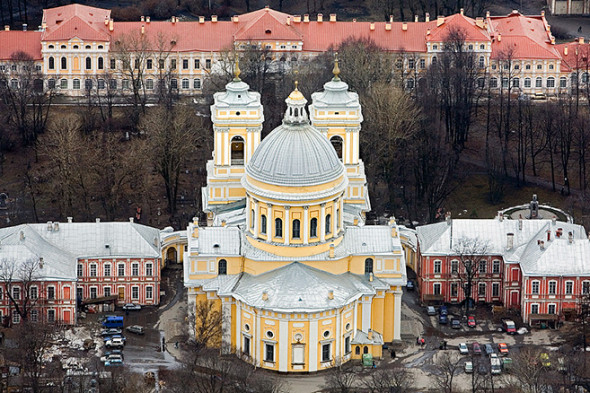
[140,106,206,215]
[434,352,462,393]
[187,299,224,357]
[452,236,489,316]
[322,358,357,393]
[361,364,412,392]
[0,257,41,322]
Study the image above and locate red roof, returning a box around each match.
[556,40,590,71]
[42,4,111,42]
[234,8,302,41]
[0,31,42,60]
[488,11,559,60]
[427,14,490,42]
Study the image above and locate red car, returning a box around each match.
[498,343,509,355]
[467,315,476,328]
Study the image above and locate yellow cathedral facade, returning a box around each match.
[184,61,407,372]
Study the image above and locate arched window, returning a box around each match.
[98,57,104,70]
[330,136,343,160]
[478,56,485,68]
[218,259,227,275]
[275,218,283,238]
[61,57,67,70]
[325,214,332,235]
[355,346,360,355]
[431,56,437,64]
[547,77,555,88]
[363,346,369,354]
[310,217,318,238]
[583,72,589,84]
[261,215,267,234]
[251,209,255,229]
[292,219,301,239]
[365,258,374,274]
[85,57,91,70]
[48,56,55,70]
[231,136,245,165]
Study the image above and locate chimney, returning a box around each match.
[67,217,73,224]
[172,16,176,24]
[221,220,227,227]
[304,14,309,22]
[445,211,452,225]
[497,33,502,42]
[552,216,557,225]
[328,290,334,300]
[329,243,335,258]
[579,37,584,45]
[294,15,301,23]
[369,272,374,282]
[551,36,555,45]
[507,233,514,250]
[547,229,551,241]
[22,23,27,31]
[4,25,9,31]
[146,16,150,23]
[390,15,394,23]
[569,231,574,244]
[53,222,59,232]
[104,16,109,25]
[262,291,268,301]
[96,218,100,223]
[286,16,291,25]
[129,217,134,223]
[212,15,218,22]
[353,217,359,226]
[518,217,522,230]
[546,24,551,32]
[541,10,545,16]
[386,23,391,31]
[370,22,375,31]
[426,29,431,35]
[317,13,323,22]
[486,10,490,18]
[109,19,114,31]
[460,8,464,15]
[368,329,373,340]
[402,22,408,31]
[497,211,504,221]
[199,16,205,23]
[193,216,199,226]
[437,16,445,27]
[414,15,419,22]
[47,221,53,231]
[425,13,430,22]
[329,14,336,22]
[539,240,545,250]
[20,231,25,241]
[141,16,145,22]
[564,46,568,56]
[141,24,145,34]
[39,257,44,269]
[557,228,563,238]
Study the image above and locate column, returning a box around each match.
[235,301,242,353]
[253,199,259,238]
[279,320,288,372]
[339,197,344,230]
[320,204,326,242]
[221,298,232,354]
[303,206,309,244]
[344,129,351,165]
[224,130,230,166]
[255,311,261,367]
[267,204,273,243]
[335,308,341,360]
[393,290,402,341]
[308,319,318,372]
[284,206,290,245]
[361,298,372,332]
[246,198,251,230]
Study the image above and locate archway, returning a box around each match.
[330,136,343,160]
[166,247,178,264]
[231,136,245,165]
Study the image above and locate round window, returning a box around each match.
[244,323,250,332]
[266,330,274,339]
[323,330,330,338]
[236,111,241,116]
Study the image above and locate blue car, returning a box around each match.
[439,305,448,316]
[103,334,126,343]
[439,314,449,324]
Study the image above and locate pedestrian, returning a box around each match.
[391,349,396,358]
[175,341,179,349]
[372,360,376,368]
[416,337,420,345]
[579,26,583,33]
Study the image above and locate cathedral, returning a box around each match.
[184,60,407,372]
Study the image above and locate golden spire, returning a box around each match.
[294,70,299,90]
[333,52,341,81]
[288,71,305,101]
[233,55,241,81]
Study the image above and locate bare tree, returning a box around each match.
[452,236,489,316]
[434,352,462,393]
[322,358,358,393]
[361,364,412,392]
[0,257,41,321]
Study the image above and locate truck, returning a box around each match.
[490,354,502,374]
[502,319,516,334]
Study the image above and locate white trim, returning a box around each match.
[309,319,318,372]
[278,320,288,371]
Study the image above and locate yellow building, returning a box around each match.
[185,63,407,372]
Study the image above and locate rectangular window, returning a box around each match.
[419,59,425,69]
[492,260,500,274]
[265,343,274,362]
[77,287,83,300]
[171,79,178,89]
[194,59,200,69]
[90,264,97,277]
[492,283,500,297]
[146,79,154,90]
[536,78,543,88]
[194,78,201,89]
[451,260,458,274]
[408,59,415,69]
[13,287,20,300]
[159,59,165,69]
[104,264,111,277]
[12,310,20,324]
[584,281,590,294]
[31,309,38,322]
[73,79,80,90]
[30,286,38,299]
[48,79,56,89]
[77,264,83,277]
[98,79,105,89]
[109,79,117,89]
[548,304,556,314]
[132,286,139,300]
[451,283,458,297]
[244,336,251,357]
[524,78,531,88]
[345,336,351,354]
[433,283,441,295]
[182,59,189,69]
[566,281,573,295]
[0,287,2,299]
[132,263,139,276]
[110,58,116,69]
[206,59,212,69]
[122,79,130,89]
[548,281,556,295]
[47,286,55,300]
[104,287,111,297]
[532,281,540,295]
[547,78,555,88]
[182,78,189,89]
[147,59,153,69]
[560,77,567,88]
[171,59,177,69]
[434,261,441,274]
[531,304,539,314]
[90,287,97,299]
[146,286,153,299]
[478,283,486,297]
[501,77,509,89]
[146,263,153,276]
[134,59,140,69]
[490,78,498,88]
[118,264,125,277]
[479,260,486,274]
[47,309,55,323]
[322,343,331,362]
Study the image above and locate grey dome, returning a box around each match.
[246,121,344,187]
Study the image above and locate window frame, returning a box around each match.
[531,280,540,295]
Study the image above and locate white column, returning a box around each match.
[309,319,318,372]
[353,131,359,164]
[246,199,251,230]
[246,129,253,164]
[284,206,290,245]
[279,320,288,372]
[267,204,273,243]
[361,298,371,332]
[320,204,326,242]
[235,302,242,353]
[393,290,402,340]
[335,309,341,360]
[253,199,259,237]
[255,311,261,367]
[339,197,344,230]
[303,206,309,244]
[224,130,230,166]
[353,301,358,333]
[344,130,351,165]
[221,298,232,354]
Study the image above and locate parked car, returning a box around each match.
[100,328,122,336]
[517,327,529,335]
[427,306,436,316]
[478,364,488,375]
[122,303,142,311]
[406,280,414,291]
[126,325,145,335]
[103,334,126,343]
[502,320,516,334]
[465,361,473,373]
[498,343,509,356]
[451,319,461,329]
[439,305,448,316]
[540,353,551,367]
[473,342,482,355]
[104,358,124,367]
[105,337,125,348]
[458,343,469,355]
[100,354,123,363]
[485,344,494,355]
[439,314,448,324]
[102,349,123,358]
[467,315,476,328]
[532,92,547,100]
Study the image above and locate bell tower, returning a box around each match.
[309,56,370,217]
[202,58,264,219]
